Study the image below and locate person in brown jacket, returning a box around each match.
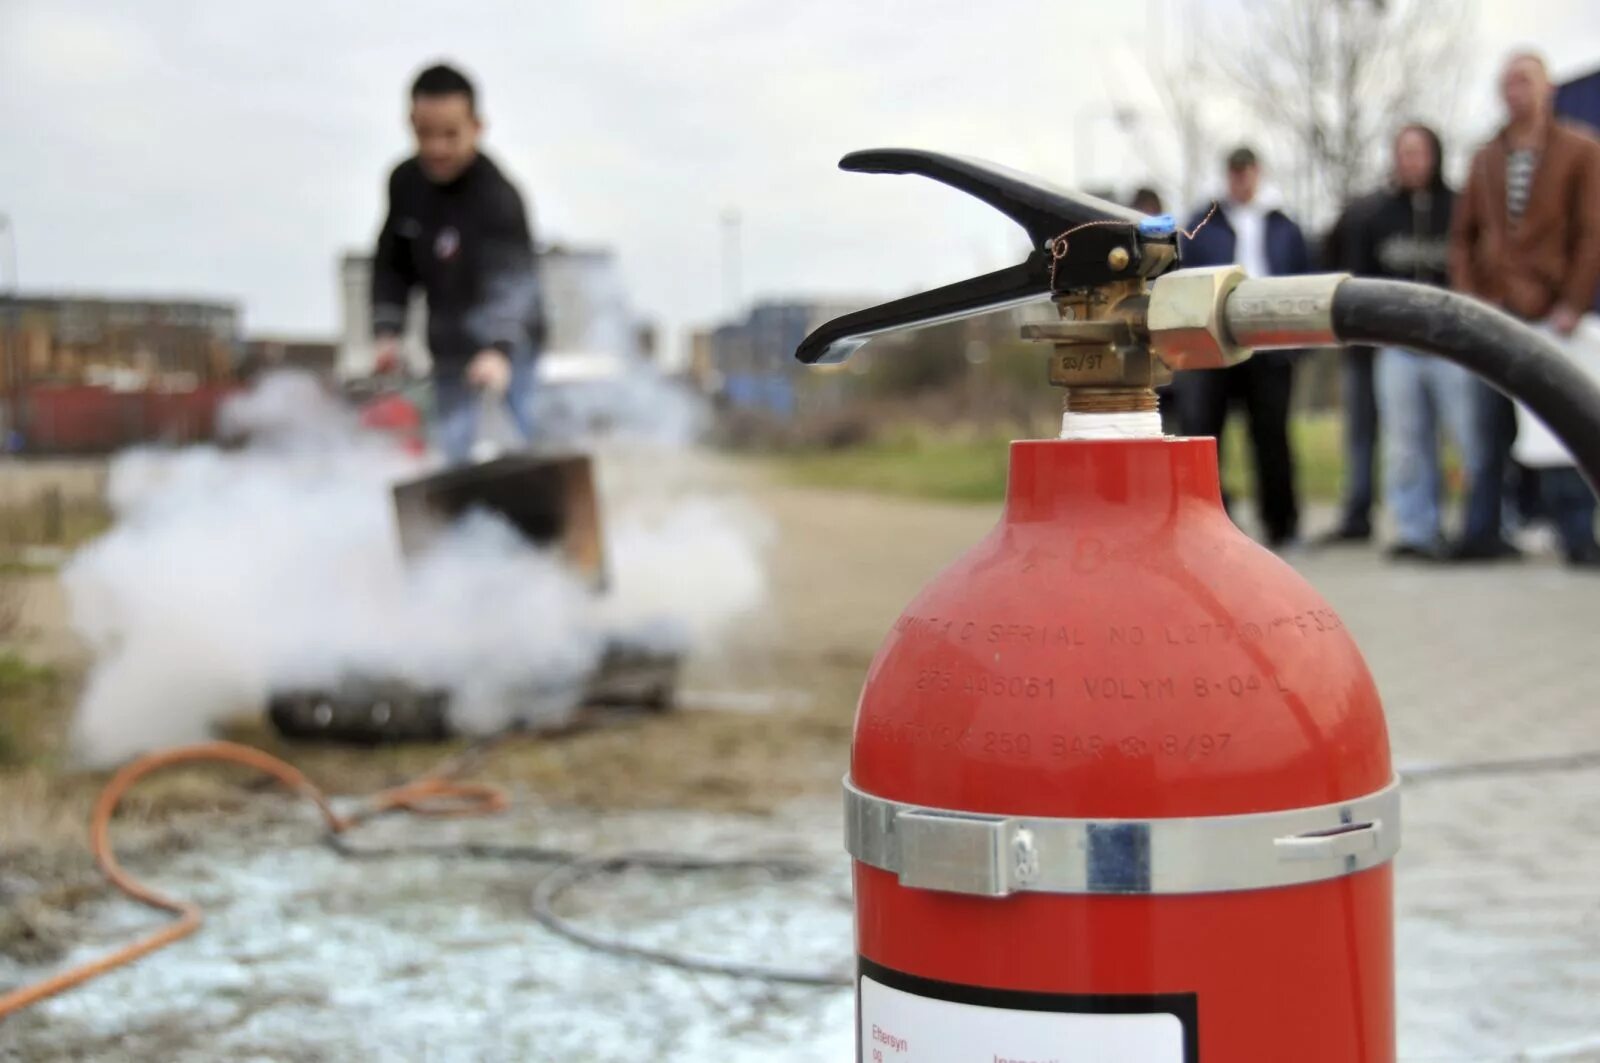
[1449,51,1600,565]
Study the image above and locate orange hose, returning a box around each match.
[0,739,507,1020]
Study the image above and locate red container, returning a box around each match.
[25,386,121,453]
[22,384,237,453]
[360,392,427,454]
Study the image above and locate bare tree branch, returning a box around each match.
[1158,0,1477,228]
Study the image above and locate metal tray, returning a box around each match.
[267,644,680,744]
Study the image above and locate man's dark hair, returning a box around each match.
[411,63,476,112]
[1130,187,1164,214]
[1226,146,1260,172]
[1395,122,1448,193]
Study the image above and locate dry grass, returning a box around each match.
[0,648,66,768]
[0,662,861,965]
[0,648,864,879]
[0,636,260,868]
[0,876,105,965]
[0,497,111,551]
[0,651,95,886]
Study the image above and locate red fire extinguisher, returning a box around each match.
[795,151,1600,1062]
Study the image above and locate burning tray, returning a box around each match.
[267,643,680,744]
[392,451,605,585]
[268,448,681,744]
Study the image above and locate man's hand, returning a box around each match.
[373,337,402,375]
[1550,304,1581,338]
[466,348,513,393]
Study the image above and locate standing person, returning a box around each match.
[1315,190,1384,544]
[1449,51,1600,562]
[371,62,545,465]
[1532,425,1600,566]
[1172,146,1311,550]
[1357,125,1484,561]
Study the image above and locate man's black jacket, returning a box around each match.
[371,152,544,375]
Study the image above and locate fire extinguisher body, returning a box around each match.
[850,437,1395,1062]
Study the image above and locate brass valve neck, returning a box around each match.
[1019,280,1167,419]
[1063,387,1158,415]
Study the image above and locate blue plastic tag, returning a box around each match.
[1138,213,1177,238]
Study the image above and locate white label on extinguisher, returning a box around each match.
[860,975,1187,1062]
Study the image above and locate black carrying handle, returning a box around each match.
[843,150,1143,248]
[796,149,1165,365]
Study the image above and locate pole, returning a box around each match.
[0,215,15,295]
[0,214,17,451]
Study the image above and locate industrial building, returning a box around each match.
[0,294,242,452]
[693,298,872,416]
[0,295,238,388]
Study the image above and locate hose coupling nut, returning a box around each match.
[1146,265,1250,370]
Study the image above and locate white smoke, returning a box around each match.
[65,370,768,766]
[530,367,706,449]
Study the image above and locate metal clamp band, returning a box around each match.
[844,776,1400,897]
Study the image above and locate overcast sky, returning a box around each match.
[2,0,1598,363]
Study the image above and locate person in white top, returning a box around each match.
[1168,147,1312,550]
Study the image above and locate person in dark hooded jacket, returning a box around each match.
[1351,124,1489,560]
[1316,190,1385,544]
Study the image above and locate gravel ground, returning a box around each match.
[0,799,857,1062]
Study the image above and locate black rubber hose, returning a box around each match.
[1330,278,1600,493]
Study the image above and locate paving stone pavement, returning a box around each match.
[1293,548,1600,1061]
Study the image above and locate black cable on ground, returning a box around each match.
[315,749,851,990]
[528,852,852,988]
[327,832,853,987]
[324,834,580,861]
[1330,279,1600,492]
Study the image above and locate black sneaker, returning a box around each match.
[1314,525,1372,547]
[1269,536,1306,557]
[1567,546,1600,571]
[1445,537,1523,562]
[1387,541,1443,563]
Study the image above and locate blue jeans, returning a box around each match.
[1540,466,1599,561]
[1377,348,1486,547]
[1465,379,1519,544]
[1338,347,1379,533]
[432,355,537,465]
